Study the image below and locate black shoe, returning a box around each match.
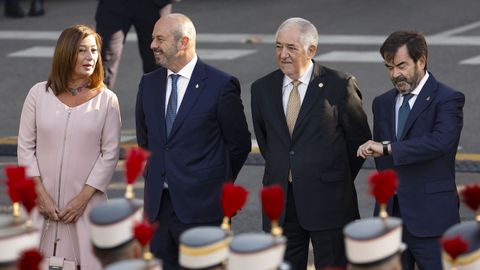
[28,0,44,16]
[5,2,25,18]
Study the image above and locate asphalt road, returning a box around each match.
[1,0,480,267]
[1,0,480,153]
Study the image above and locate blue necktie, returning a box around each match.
[166,74,180,137]
[397,93,414,140]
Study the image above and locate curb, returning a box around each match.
[2,136,480,172]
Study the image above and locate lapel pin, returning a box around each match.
[318,83,324,88]
[426,96,430,101]
[195,84,199,89]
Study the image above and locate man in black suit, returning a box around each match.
[251,17,371,269]
[95,0,173,89]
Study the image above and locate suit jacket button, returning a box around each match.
[161,172,166,177]
[289,150,294,155]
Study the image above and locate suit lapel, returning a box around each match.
[153,69,168,144]
[399,74,437,140]
[168,60,206,138]
[269,70,291,140]
[293,62,325,138]
[383,90,398,142]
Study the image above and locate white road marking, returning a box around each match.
[8,46,53,57]
[459,55,480,65]
[1,31,480,46]
[197,49,256,60]
[432,20,480,37]
[427,35,480,46]
[9,45,480,66]
[7,46,256,60]
[0,30,60,40]
[314,51,382,62]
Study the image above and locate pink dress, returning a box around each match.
[17,81,121,270]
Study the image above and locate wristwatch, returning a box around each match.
[382,141,390,156]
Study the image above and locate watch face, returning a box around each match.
[382,141,391,145]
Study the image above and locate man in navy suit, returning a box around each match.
[357,30,465,270]
[135,13,251,269]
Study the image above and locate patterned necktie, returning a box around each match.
[166,74,180,137]
[286,80,301,182]
[286,80,301,136]
[397,93,414,139]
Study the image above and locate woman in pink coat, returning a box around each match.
[17,24,121,270]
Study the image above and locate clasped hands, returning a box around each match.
[356,140,384,158]
[34,177,94,223]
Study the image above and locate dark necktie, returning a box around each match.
[166,74,180,137]
[397,93,414,139]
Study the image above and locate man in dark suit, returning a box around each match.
[95,0,174,88]
[135,13,251,270]
[251,17,371,269]
[357,30,465,270]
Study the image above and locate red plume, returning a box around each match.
[261,185,284,221]
[460,184,480,212]
[17,248,43,270]
[5,165,26,182]
[5,165,27,203]
[6,179,21,203]
[16,179,37,214]
[441,235,468,260]
[221,182,248,218]
[133,220,156,247]
[369,170,398,204]
[125,147,149,184]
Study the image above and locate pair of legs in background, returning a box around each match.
[95,0,171,88]
[4,0,44,18]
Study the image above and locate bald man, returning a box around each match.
[135,14,251,269]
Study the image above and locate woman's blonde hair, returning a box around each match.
[46,24,104,95]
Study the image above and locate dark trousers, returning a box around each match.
[95,0,167,88]
[392,195,442,270]
[150,189,221,270]
[283,183,347,270]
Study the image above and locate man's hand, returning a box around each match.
[357,140,384,158]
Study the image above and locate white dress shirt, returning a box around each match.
[281,61,314,114]
[395,71,430,135]
[165,54,198,115]
[163,54,198,188]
